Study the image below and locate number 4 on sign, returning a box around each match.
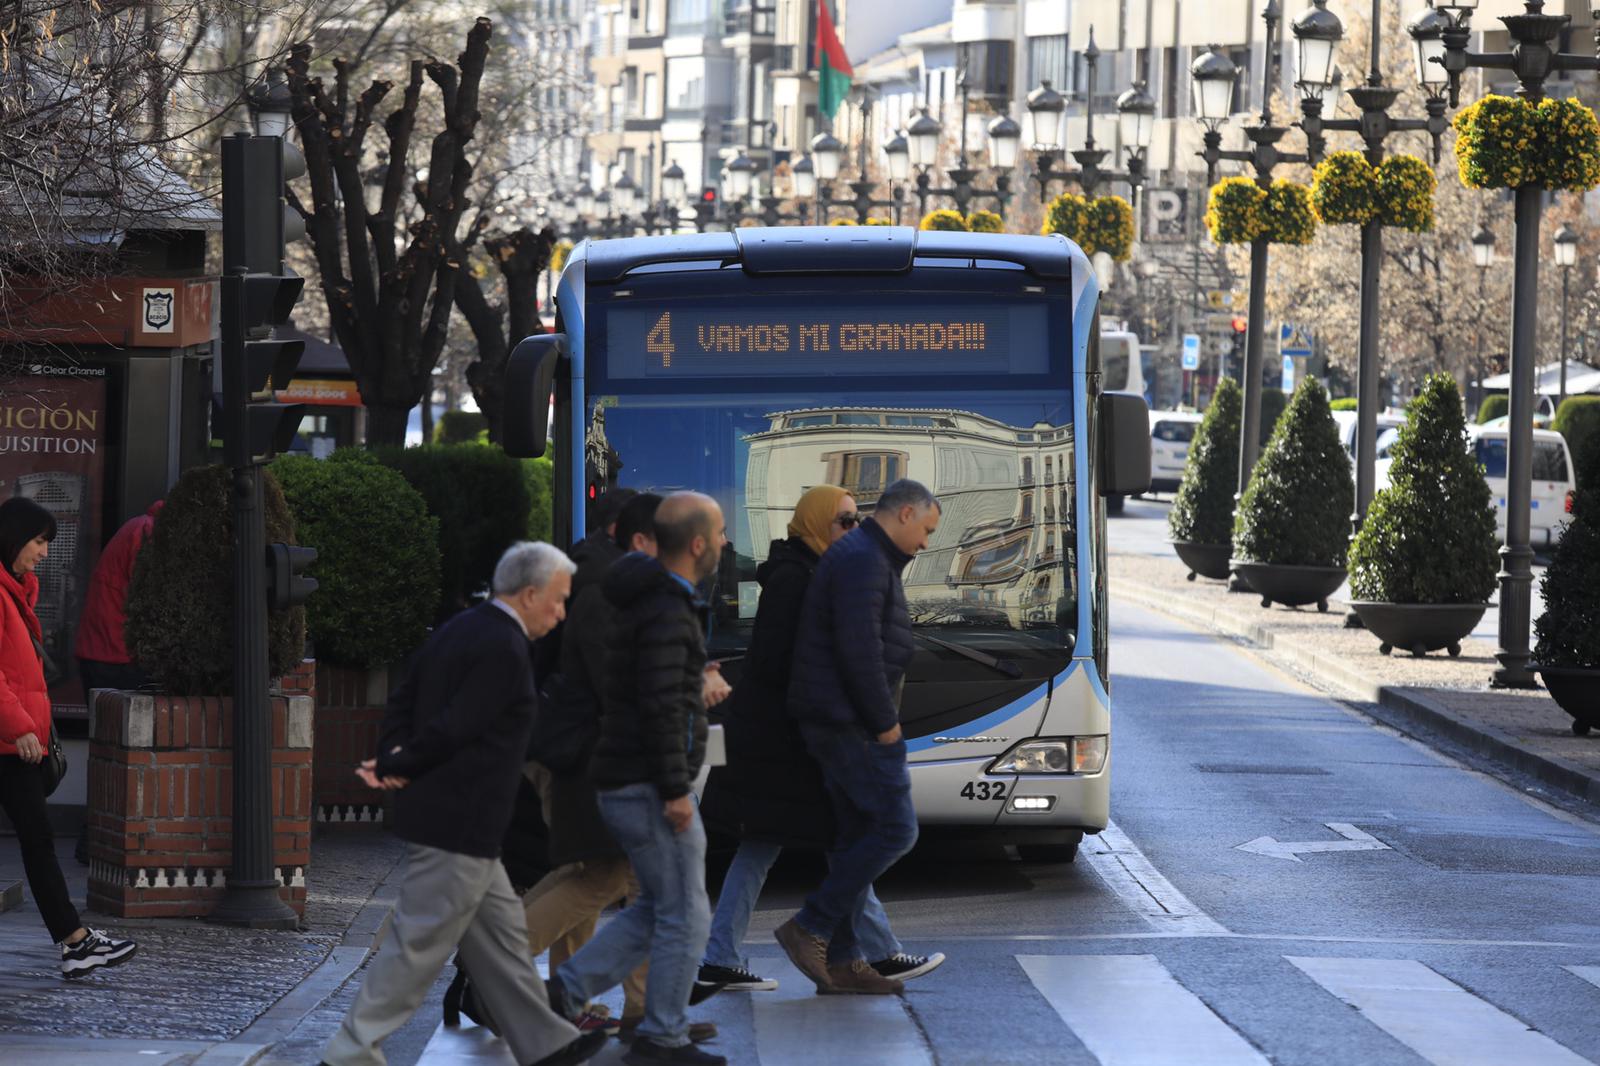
[647,312,675,367]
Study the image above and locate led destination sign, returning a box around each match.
[603,302,1048,378]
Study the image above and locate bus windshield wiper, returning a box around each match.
[914,633,1024,679]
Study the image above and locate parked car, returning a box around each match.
[1147,410,1203,494]
[1375,424,1575,547]
[1331,409,1407,464]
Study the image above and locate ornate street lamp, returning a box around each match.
[1555,223,1579,407]
[725,150,758,202]
[1471,223,1497,415]
[911,63,1012,219]
[906,108,942,170]
[661,161,686,206]
[810,132,843,182]
[1190,2,1313,514]
[1032,31,1154,202]
[613,171,640,214]
[884,132,911,183]
[727,125,814,228]
[793,155,817,199]
[810,92,908,225]
[1431,0,1600,687]
[1291,0,1450,630]
[1024,80,1067,154]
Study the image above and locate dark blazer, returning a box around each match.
[589,553,708,799]
[376,602,537,859]
[787,518,915,738]
[700,537,833,848]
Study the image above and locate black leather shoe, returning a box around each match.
[530,1028,609,1066]
[546,975,578,1022]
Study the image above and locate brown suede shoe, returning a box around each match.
[822,960,904,996]
[774,918,834,992]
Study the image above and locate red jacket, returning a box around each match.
[0,566,50,754]
[74,502,162,665]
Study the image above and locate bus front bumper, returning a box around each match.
[909,753,1109,834]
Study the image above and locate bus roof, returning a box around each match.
[582,226,1080,284]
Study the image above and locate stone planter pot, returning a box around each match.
[1349,601,1487,659]
[1534,665,1600,737]
[1230,560,1347,612]
[1171,540,1232,582]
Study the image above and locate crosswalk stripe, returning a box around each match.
[751,957,934,1066]
[416,1020,517,1063]
[1018,954,1268,1064]
[1569,965,1600,992]
[1287,957,1592,1066]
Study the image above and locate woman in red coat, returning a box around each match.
[0,497,137,977]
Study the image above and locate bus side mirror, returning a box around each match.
[502,333,566,459]
[1098,392,1151,497]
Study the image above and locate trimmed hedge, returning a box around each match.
[1330,397,1359,412]
[1259,389,1289,448]
[1233,378,1353,567]
[1534,434,1600,668]
[1169,377,1242,546]
[1553,395,1600,485]
[126,465,306,695]
[365,444,531,619]
[434,410,489,444]
[1348,374,1497,604]
[272,452,441,668]
[1477,394,1509,424]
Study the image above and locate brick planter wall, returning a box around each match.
[85,662,315,919]
[313,663,392,827]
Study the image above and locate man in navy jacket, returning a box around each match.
[777,479,941,995]
[322,542,606,1066]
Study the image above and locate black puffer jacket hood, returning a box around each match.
[603,550,683,608]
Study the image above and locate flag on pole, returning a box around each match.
[814,0,853,121]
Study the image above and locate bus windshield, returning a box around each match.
[582,267,1077,724]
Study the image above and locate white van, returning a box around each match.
[1377,425,1576,546]
[1148,410,1203,493]
[1331,408,1406,463]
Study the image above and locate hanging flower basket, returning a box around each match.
[1311,151,1379,226]
[1205,177,1266,244]
[1454,95,1600,192]
[1265,180,1316,245]
[1042,192,1134,260]
[920,209,970,231]
[1310,152,1435,233]
[966,210,1004,233]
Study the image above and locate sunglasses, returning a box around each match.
[834,513,860,529]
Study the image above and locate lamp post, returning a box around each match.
[1555,222,1578,408]
[1190,2,1311,518]
[1472,224,1496,416]
[1428,0,1600,688]
[1289,0,1451,628]
[1029,30,1155,202]
[909,62,1018,219]
[805,92,912,224]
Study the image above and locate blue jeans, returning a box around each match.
[555,782,710,1048]
[793,728,918,964]
[705,839,903,968]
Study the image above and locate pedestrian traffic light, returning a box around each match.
[220,132,308,466]
[266,543,318,610]
[1231,316,1248,334]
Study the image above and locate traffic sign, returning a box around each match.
[1279,322,1314,360]
[1282,354,1297,393]
[1182,333,1201,371]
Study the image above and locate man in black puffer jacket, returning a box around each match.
[776,479,941,996]
[550,492,728,1066]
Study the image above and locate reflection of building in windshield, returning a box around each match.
[586,402,623,493]
[744,407,1075,630]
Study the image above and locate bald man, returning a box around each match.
[547,493,730,1066]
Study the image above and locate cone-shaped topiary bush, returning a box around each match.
[1348,373,1497,604]
[1233,378,1353,566]
[1477,394,1508,424]
[1169,378,1242,546]
[272,452,442,669]
[126,464,306,695]
[1534,434,1600,669]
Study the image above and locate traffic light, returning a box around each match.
[220,132,308,467]
[266,543,318,610]
[1227,316,1249,379]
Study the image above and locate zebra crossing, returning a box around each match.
[411,950,1600,1065]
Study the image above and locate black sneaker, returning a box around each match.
[697,961,778,992]
[623,1037,728,1066]
[687,978,726,1006]
[531,1028,609,1066]
[60,928,136,978]
[871,951,946,982]
[546,975,579,1022]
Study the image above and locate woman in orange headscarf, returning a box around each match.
[697,486,942,992]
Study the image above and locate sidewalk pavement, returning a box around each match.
[0,829,406,1065]
[1111,549,1600,809]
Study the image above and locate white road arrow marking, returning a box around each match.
[1235,822,1391,863]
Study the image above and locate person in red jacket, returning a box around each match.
[0,497,137,977]
[75,500,163,694]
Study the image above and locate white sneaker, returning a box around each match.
[60,928,137,978]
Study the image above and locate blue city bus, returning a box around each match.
[504,227,1150,863]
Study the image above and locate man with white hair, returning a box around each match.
[322,542,607,1066]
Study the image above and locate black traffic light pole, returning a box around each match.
[210,132,311,929]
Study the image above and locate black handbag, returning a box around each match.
[40,723,66,797]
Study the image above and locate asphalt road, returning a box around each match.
[406,547,1600,1066]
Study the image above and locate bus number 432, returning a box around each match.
[960,781,1008,801]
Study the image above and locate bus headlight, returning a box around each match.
[990,736,1108,775]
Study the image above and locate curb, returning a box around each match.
[1115,577,1600,810]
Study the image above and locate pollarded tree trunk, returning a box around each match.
[454,225,556,444]
[286,18,494,448]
